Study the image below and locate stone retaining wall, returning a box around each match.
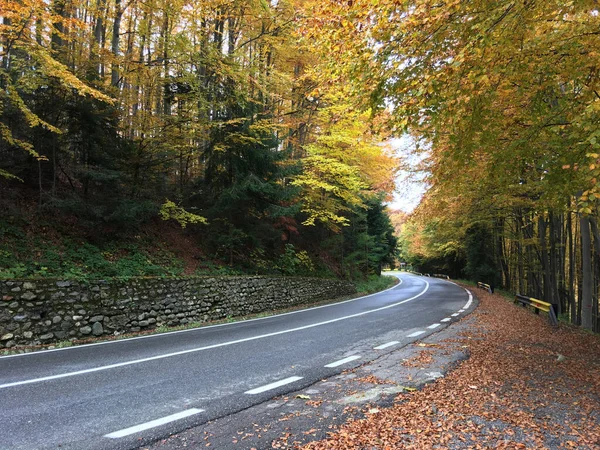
[0,276,355,348]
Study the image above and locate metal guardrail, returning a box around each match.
[515,294,558,326]
[433,274,450,280]
[477,281,493,293]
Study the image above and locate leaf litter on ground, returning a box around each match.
[301,286,600,450]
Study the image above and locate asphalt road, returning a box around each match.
[0,272,473,450]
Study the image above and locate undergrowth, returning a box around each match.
[0,218,185,279]
[355,274,398,294]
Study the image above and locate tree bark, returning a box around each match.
[111,0,123,87]
[567,209,576,322]
[580,214,593,330]
[92,0,106,76]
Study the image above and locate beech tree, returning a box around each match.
[303,0,600,329]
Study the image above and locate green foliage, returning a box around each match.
[336,194,398,279]
[159,200,208,229]
[0,262,28,279]
[355,275,397,295]
[275,244,315,276]
[464,223,499,287]
[293,154,366,230]
[194,261,245,276]
[0,235,185,280]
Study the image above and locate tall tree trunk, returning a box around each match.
[538,214,552,304]
[92,0,106,76]
[1,18,11,72]
[51,0,67,54]
[549,212,560,314]
[567,209,576,322]
[111,0,123,87]
[589,217,600,331]
[162,12,170,116]
[580,214,593,330]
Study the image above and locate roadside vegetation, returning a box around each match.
[0,0,399,283]
[355,274,398,295]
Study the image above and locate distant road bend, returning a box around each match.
[0,272,474,450]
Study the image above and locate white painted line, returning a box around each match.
[459,309,465,313]
[427,323,441,329]
[374,341,400,350]
[245,376,303,395]
[105,408,203,439]
[451,313,460,317]
[2,276,407,360]
[324,355,361,368]
[463,290,473,309]
[0,280,431,390]
[441,318,451,322]
[431,278,473,310]
[407,330,425,338]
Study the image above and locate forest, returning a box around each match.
[2,0,600,331]
[0,0,399,281]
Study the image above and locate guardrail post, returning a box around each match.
[549,304,558,326]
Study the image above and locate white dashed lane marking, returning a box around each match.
[244,376,303,395]
[407,330,426,338]
[427,323,441,329]
[451,313,460,317]
[441,318,451,322]
[105,408,204,439]
[324,355,361,368]
[374,341,400,350]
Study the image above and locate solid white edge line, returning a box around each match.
[407,330,425,338]
[244,376,303,395]
[374,341,400,350]
[0,279,430,389]
[427,323,441,329]
[428,277,473,311]
[104,408,203,439]
[463,290,473,309]
[441,318,451,322]
[324,355,361,368]
[2,275,406,360]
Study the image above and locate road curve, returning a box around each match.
[0,273,474,450]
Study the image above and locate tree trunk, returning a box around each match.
[567,209,576,323]
[111,0,123,87]
[538,214,552,304]
[549,212,560,314]
[92,0,106,76]
[580,214,593,330]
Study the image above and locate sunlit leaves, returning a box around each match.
[159,200,208,228]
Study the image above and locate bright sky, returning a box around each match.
[386,135,428,213]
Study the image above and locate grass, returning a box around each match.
[354,274,398,295]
